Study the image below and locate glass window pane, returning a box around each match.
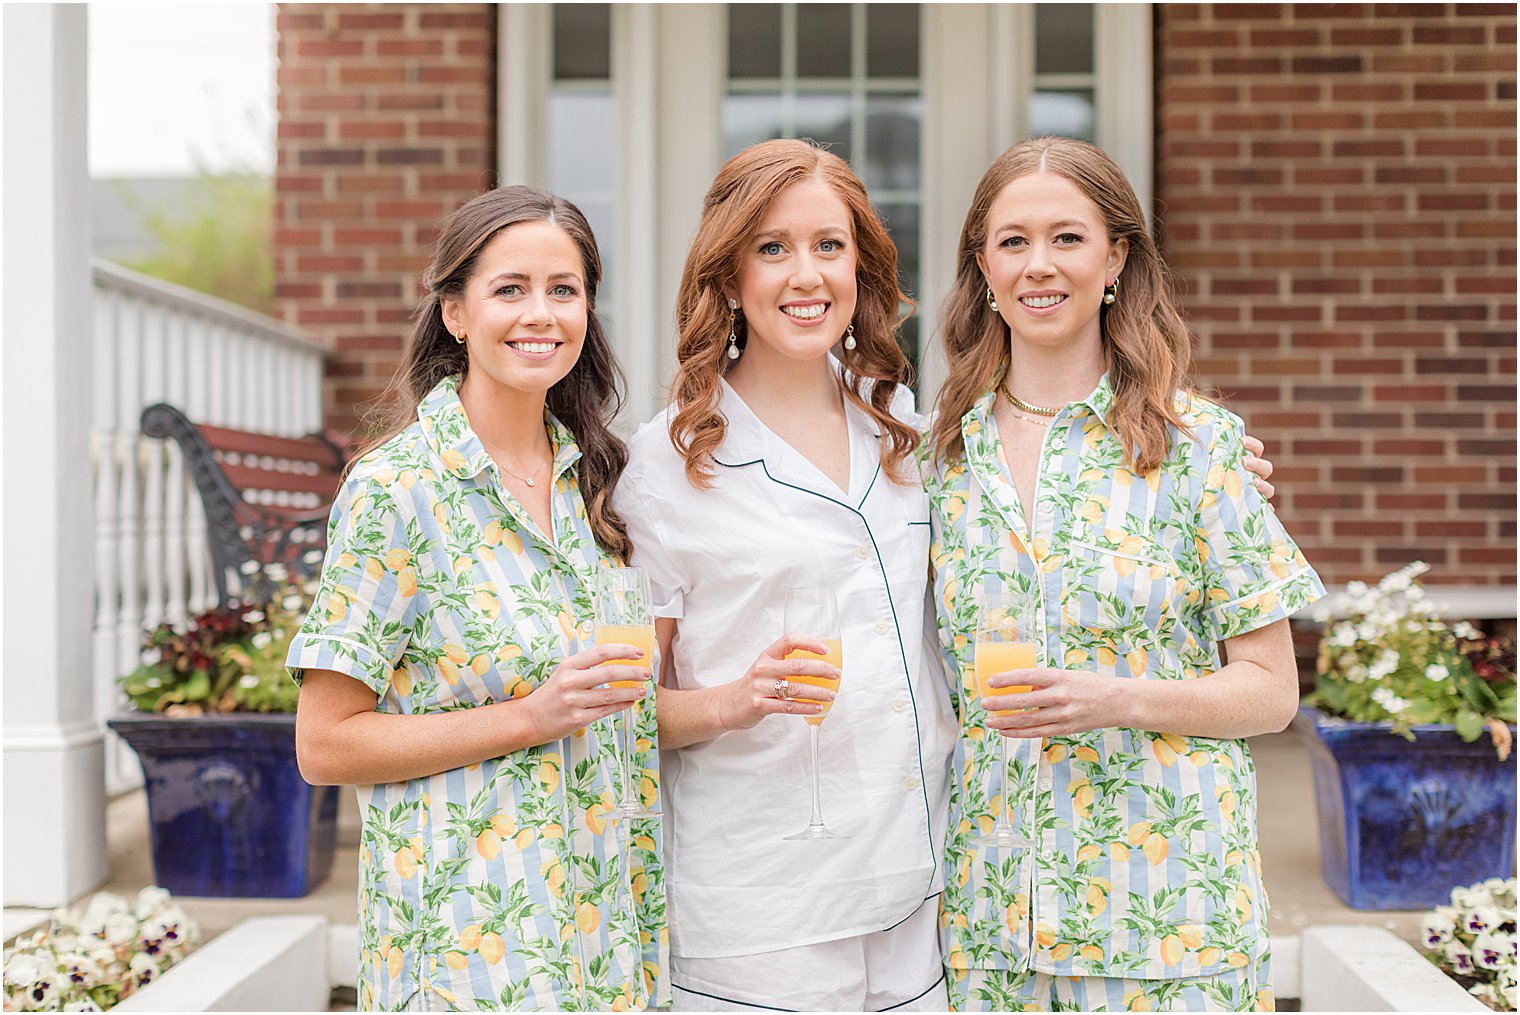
[796,4,852,79]
[867,4,919,78]
[549,92,616,193]
[1030,90,1095,142]
[723,92,785,159]
[877,202,920,366]
[553,4,611,80]
[794,92,852,159]
[729,4,781,79]
[864,93,921,190]
[1035,5,1094,75]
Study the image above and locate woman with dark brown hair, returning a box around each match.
[926,137,1320,1011]
[612,139,959,1010]
[288,186,667,1011]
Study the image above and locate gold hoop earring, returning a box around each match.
[454,329,466,345]
[985,287,999,313]
[843,322,857,351]
[727,298,740,361]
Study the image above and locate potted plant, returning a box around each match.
[1294,562,1518,910]
[2,887,199,1011]
[107,561,338,898]
[1419,877,1518,1011]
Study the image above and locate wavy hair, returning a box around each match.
[930,137,1195,473]
[367,186,630,559]
[669,139,918,488]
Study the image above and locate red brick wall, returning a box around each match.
[273,4,496,434]
[1157,3,1516,588]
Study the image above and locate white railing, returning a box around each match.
[91,261,326,792]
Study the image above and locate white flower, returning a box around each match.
[1472,929,1511,970]
[1425,662,1449,682]
[303,549,324,564]
[264,563,288,582]
[133,886,171,920]
[239,559,261,576]
[1368,649,1400,679]
[5,950,48,987]
[1371,686,1410,715]
[252,631,272,650]
[102,911,138,946]
[139,647,162,667]
[1453,620,1480,640]
[1471,983,1498,1006]
[1446,938,1476,975]
[1346,664,1368,684]
[241,610,265,624]
[1346,580,1369,598]
[1455,884,1496,909]
[238,674,261,689]
[1421,912,1457,947]
[282,594,303,611]
[1466,905,1501,934]
[62,1000,103,1012]
[57,950,102,987]
[128,950,161,986]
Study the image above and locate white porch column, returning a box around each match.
[2,4,108,906]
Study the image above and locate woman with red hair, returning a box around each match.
[613,139,957,1011]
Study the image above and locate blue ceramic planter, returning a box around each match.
[107,713,338,898]
[1293,705,1517,910]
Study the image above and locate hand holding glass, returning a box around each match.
[973,591,1037,848]
[782,587,846,840]
[593,567,661,821]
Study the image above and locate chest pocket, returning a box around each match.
[1061,530,1182,680]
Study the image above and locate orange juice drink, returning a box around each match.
[595,623,655,688]
[784,637,844,726]
[975,640,1036,715]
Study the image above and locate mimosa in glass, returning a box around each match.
[781,587,847,840]
[593,567,661,821]
[974,590,1038,848]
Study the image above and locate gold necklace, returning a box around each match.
[999,383,1061,417]
[998,383,1055,426]
[497,451,551,487]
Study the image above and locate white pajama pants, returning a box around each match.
[670,900,949,1012]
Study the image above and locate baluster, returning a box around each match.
[92,287,128,791]
[184,307,212,613]
[162,311,189,627]
[140,300,167,631]
[114,292,144,710]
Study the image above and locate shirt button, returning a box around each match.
[1038,775,1053,791]
[856,545,871,560]
[875,621,890,635]
[891,698,907,713]
[902,776,919,791]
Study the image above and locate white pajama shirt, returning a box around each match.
[613,369,957,1009]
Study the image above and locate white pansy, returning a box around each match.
[1473,930,1510,970]
[102,911,138,946]
[128,951,161,984]
[1446,938,1476,974]
[5,950,46,987]
[1455,884,1496,909]
[133,886,171,919]
[1466,905,1501,934]
[1425,662,1449,682]
[1421,912,1457,946]
[63,1000,104,1013]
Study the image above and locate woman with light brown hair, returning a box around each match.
[925,137,1321,1011]
[612,139,959,1010]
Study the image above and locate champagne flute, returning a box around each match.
[973,590,1038,848]
[593,566,661,821]
[781,586,846,841]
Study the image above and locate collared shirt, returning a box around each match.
[287,376,668,1012]
[925,376,1324,982]
[614,366,959,959]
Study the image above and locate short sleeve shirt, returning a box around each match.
[925,377,1324,983]
[287,376,668,1012]
[612,366,959,959]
